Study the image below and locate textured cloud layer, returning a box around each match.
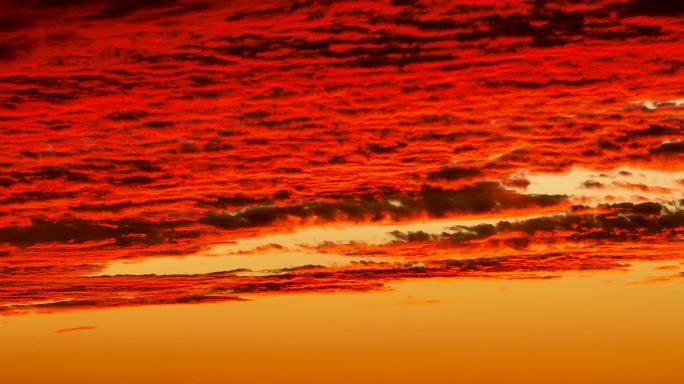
[1,0,684,314]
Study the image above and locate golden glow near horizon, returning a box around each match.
[2,261,683,384]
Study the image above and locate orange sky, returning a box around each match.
[1,1,684,382]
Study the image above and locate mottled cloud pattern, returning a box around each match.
[1,0,684,314]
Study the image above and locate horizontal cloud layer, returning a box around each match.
[1,0,683,314]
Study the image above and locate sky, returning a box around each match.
[0,1,684,382]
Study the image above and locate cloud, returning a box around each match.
[0,218,114,247]
[650,141,684,156]
[391,202,679,248]
[619,0,684,16]
[627,124,678,138]
[483,78,605,89]
[1,0,683,315]
[3,202,683,315]
[0,191,78,205]
[0,41,34,62]
[197,194,272,209]
[366,142,406,154]
[70,201,134,212]
[110,175,156,185]
[105,110,150,121]
[1,295,246,315]
[16,0,93,8]
[87,0,206,20]
[420,183,565,217]
[142,120,175,129]
[201,182,566,229]
[427,166,482,181]
[55,325,97,334]
[581,180,604,189]
[0,217,199,247]
[0,16,34,32]
[12,165,92,183]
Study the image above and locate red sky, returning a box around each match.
[1,0,684,315]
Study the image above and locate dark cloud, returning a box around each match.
[0,41,34,62]
[106,159,161,172]
[201,182,566,229]
[650,141,684,156]
[197,194,272,209]
[224,4,307,22]
[391,0,420,7]
[87,0,189,19]
[394,202,678,247]
[420,183,565,217]
[214,31,458,67]
[202,206,283,229]
[627,201,664,215]
[0,216,198,247]
[442,256,507,271]
[0,191,78,205]
[391,13,466,31]
[188,75,217,86]
[169,53,231,66]
[0,177,15,187]
[34,299,99,308]
[581,180,604,189]
[410,130,483,142]
[142,120,175,129]
[483,77,605,89]
[254,117,316,130]
[154,1,211,16]
[11,165,93,183]
[0,218,116,247]
[628,124,679,138]
[2,294,245,315]
[111,175,156,185]
[11,88,76,103]
[598,138,621,151]
[0,16,34,32]
[343,50,455,68]
[366,142,406,154]
[590,24,664,40]
[504,178,530,188]
[427,166,482,181]
[127,50,232,66]
[620,0,684,16]
[15,0,94,8]
[70,197,185,212]
[70,201,134,212]
[272,189,291,200]
[105,110,150,121]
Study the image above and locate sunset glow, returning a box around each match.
[1,0,684,382]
